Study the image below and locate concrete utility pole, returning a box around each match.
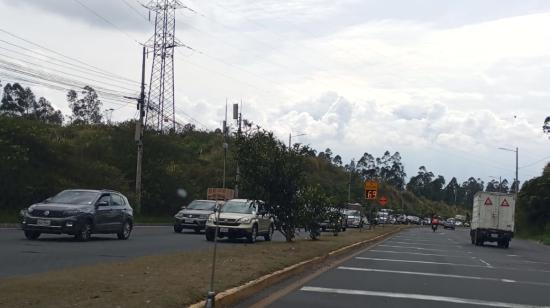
[233,102,242,198]
[129,46,147,215]
[498,147,519,193]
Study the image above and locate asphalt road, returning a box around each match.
[0,225,303,278]
[263,227,550,308]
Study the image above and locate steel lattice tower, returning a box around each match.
[144,0,183,132]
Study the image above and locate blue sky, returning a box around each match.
[0,0,548,186]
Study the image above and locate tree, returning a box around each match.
[67,86,102,124]
[333,155,343,166]
[543,116,550,136]
[298,185,332,240]
[1,83,27,116]
[1,83,63,124]
[32,97,64,124]
[443,177,461,204]
[236,128,305,242]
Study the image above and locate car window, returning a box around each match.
[97,194,111,205]
[112,194,123,206]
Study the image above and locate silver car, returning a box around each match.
[174,200,220,233]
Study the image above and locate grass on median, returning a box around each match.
[0,226,400,308]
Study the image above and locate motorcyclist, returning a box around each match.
[431,215,439,232]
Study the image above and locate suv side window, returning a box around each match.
[97,194,111,206]
[112,194,123,206]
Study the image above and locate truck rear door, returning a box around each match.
[479,194,498,229]
[497,195,515,231]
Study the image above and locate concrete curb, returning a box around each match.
[188,227,402,308]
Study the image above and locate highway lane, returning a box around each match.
[0,226,302,278]
[266,227,550,308]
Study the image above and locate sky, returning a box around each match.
[0,0,548,187]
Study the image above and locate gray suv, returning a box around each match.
[21,189,133,241]
[173,200,220,233]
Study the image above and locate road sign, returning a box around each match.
[364,181,378,200]
[378,196,388,206]
[501,198,510,207]
[484,197,493,206]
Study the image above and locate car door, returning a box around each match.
[95,194,112,231]
[110,194,125,230]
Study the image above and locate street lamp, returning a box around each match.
[288,132,307,149]
[497,147,519,193]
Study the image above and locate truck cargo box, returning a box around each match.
[470,192,515,248]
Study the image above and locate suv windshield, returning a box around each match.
[48,190,99,205]
[187,200,216,211]
[221,201,254,214]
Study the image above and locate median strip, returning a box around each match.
[0,226,401,308]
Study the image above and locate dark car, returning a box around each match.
[174,199,220,233]
[21,189,133,241]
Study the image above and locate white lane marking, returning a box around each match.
[393,237,435,242]
[479,259,493,268]
[378,244,461,253]
[369,250,473,258]
[300,287,550,308]
[356,257,485,268]
[389,241,456,247]
[341,266,550,287]
[507,255,519,257]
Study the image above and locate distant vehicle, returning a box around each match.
[321,208,348,232]
[454,220,463,227]
[204,199,274,243]
[20,189,133,241]
[470,192,515,248]
[442,220,455,230]
[344,209,366,228]
[396,215,407,224]
[174,200,220,233]
[407,215,421,225]
[422,217,431,225]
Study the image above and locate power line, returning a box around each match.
[72,0,141,44]
[121,0,149,21]
[0,40,140,87]
[0,28,138,84]
[0,51,137,93]
[519,154,550,169]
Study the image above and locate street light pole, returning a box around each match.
[498,147,519,193]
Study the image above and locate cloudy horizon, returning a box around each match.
[0,0,548,186]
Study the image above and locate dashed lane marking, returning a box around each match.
[355,257,485,268]
[337,267,550,287]
[300,286,550,308]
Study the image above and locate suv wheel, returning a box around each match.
[24,231,40,240]
[264,224,274,241]
[117,220,132,240]
[205,228,215,241]
[174,225,183,233]
[247,225,258,243]
[75,221,92,242]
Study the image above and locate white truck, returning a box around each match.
[470,192,515,248]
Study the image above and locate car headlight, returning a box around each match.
[19,209,28,217]
[27,207,34,214]
[238,217,252,224]
[207,215,215,222]
[175,212,184,218]
[63,210,81,217]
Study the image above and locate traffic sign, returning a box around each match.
[378,196,388,206]
[364,181,378,200]
[501,198,510,207]
[484,197,493,206]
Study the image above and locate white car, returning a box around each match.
[205,199,274,243]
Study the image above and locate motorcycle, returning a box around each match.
[431,223,438,232]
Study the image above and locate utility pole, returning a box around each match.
[126,47,147,215]
[206,101,228,308]
[233,101,242,198]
